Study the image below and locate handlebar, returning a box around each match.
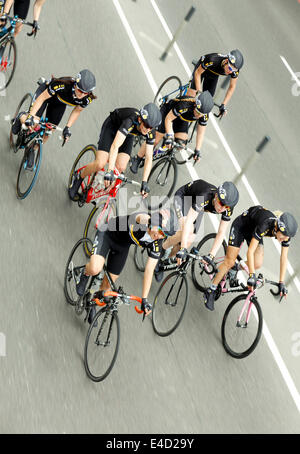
[93,290,143,314]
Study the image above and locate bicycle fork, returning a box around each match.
[237,293,255,328]
[95,310,115,347]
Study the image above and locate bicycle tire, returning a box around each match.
[0,37,17,91]
[84,307,120,382]
[147,157,177,211]
[16,142,42,199]
[68,144,97,202]
[133,245,147,272]
[191,233,227,292]
[221,294,263,359]
[152,271,188,337]
[9,92,33,153]
[153,76,183,107]
[83,199,117,257]
[64,237,93,306]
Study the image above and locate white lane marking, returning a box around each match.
[139,31,173,55]
[113,0,300,415]
[280,55,300,87]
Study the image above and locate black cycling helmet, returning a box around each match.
[75,69,96,92]
[227,49,244,70]
[149,209,177,237]
[195,91,214,114]
[140,103,162,128]
[217,181,239,208]
[278,212,298,238]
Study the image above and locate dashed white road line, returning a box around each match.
[280,55,300,87]
[112,0,300,414]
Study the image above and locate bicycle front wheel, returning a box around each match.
[147,157,177,210]
[64,238,93,306]
[84,307,120,382]
[152,271,188,337]
[0,37,17,91]
[83,199,117,257]
[68,144,97,202]
[191,233,227,292]
[221,294,263,359]
[154,76,183,107]
[16,142,42,199]
[133,245,147,272]
[10,92,33,152]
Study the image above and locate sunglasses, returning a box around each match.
[218,197,230,210]
[75,84,88,95]
[150,225,167,238]
[227,63,237,72]
[142,120,152,129]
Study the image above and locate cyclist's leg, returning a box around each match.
[115,135,134,173]
[202,73,219,97]
[42,99,66,145]
[13,0,30,37]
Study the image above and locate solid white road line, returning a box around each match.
[112,0,300,413]
[280,55,300,87]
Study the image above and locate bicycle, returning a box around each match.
[68,144,141,256]
[0,15,35,91]
[9,106,62,199]
[64,237,143,382]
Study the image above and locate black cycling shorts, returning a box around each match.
[157,103,190,135]
[189,72,219,98]
[228,215,264,248]
[32,83,66,126]
[97,116,134,156]
[14,0,30,20]
[173,187,203,234]
[92,229,130,276]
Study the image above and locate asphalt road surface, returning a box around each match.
[0,0,299,434]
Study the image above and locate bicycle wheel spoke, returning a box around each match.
[84,309,120,382]
[152,272,188,336]
[222,295,263,358]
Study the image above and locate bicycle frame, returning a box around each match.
[78,167,123,205]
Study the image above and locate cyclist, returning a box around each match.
[188,50,244,118]
[130,91,214,173]
[204,207,298,311]
[155,180,239,282]
[0,0,46,37]
[68,103,162,200]
[75,209,176,323]
[11,69,96,169]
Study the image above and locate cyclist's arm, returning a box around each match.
[142,256,158,298]
[180,206,198,249]
[3,0,14,14]
[33,0,46,21]
[65,105,83,128]
[108,131,126,171]
[246,237,259,274]
[210,219,229,257]
[279,244,289,283]
[193,65,205,92]
[29,89,52,117]
[221,77,237,106]
[195,123,206,150]
[142,144,153,182]
[164,110,176,135]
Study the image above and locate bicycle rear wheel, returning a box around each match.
[152,271,188,337]
[64,238,93,306]
[10,92,33,152]
[68,144,97,202]
[84,307,120,382]
[154,76,183,107]
[83,199,117,257]
[221,294,263,359]
[0,37,17,91]
[147,157,177,210]
[191,233,227,292]
[16,142,42,199]
[134,245,147,272]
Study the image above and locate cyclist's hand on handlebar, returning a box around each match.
[278,282,288,302]
[202,253,215,268]
[104,170,115,187]
[162,133,174,149]
[247,273,257,290]
[219,104,228,118]
[141,298,152,320]
[32,20,40,37]
[141,180,150,199]
[176,247,188,265]
[24,114,35,130]
[193,149,201,162]
[62,126,71,146]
